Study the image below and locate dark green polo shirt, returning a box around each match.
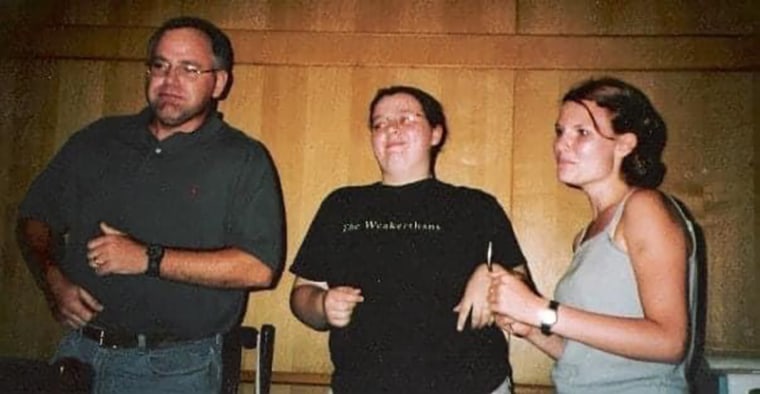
[20,108,284,338]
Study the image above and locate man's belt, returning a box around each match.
[80,326,187,349]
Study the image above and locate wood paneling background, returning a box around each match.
[1,0,757,390]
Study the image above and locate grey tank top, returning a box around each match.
[551,193,698,394]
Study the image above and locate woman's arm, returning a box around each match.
[490,190,690,363]
[495,315,566,360]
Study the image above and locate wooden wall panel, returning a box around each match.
[0,61,17,246]
[686,74,755,349]
[1,59,67,358]
[260,66,355,373]
[0,60,19,349]
[66,0,517,34]
[519,0,758,35]
[54,61,107,141]
[26,26,757,70]
[60,0,183,26]
[624,72,756,351]
[102,62,148,116]
[512,71,584,385]
[435,69,515,201]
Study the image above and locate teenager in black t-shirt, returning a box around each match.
[290,85,530,394]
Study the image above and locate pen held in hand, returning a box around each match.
[487,241,511,341]
[486,241,493,272]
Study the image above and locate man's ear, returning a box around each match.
[212,70,229,99]
[616,132,637,157]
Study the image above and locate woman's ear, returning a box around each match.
[616,132,637,157]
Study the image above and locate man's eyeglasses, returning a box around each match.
[145,59,218,81]
[371,112,425,133]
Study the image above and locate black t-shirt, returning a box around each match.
[19,108,284,339]
[291,178,527,394]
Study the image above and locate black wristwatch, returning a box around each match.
[145,244,165,277]
[539,300,560,335]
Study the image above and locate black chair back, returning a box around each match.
[0,356,93,393]
[221,324,276,394]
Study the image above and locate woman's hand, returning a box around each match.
[489,266,544,326]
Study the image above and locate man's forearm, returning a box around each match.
[16,218,62,290]
[158,247,275,289]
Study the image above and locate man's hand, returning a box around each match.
[323,286,364,328]
[454,263,493,331]
[87,222,147,276]
[46,267,103,328]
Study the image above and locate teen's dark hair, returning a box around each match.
[147,16,234,73]
[563,77,667,188]
[368,85,449,168]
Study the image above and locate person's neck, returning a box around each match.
[585,180,633,219]
[149,113,209,142]
[381,172,433,187]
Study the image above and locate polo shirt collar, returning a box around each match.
[133,106,224,150]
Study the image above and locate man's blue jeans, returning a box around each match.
[53,330,223,394]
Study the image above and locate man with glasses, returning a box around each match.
[16,16,284,393]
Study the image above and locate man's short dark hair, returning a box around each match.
[147,16,234,73]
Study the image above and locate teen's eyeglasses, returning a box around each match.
[371,112,425,133]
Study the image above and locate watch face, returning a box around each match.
[539,309,557,325]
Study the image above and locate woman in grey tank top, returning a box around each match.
[488,77,698,394]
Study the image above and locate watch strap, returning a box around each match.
[145,244,165,277]
[540,299,560,336]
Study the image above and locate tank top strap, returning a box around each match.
[573,227,588,250]
[664,194,697,257]
[606,189,637,236]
